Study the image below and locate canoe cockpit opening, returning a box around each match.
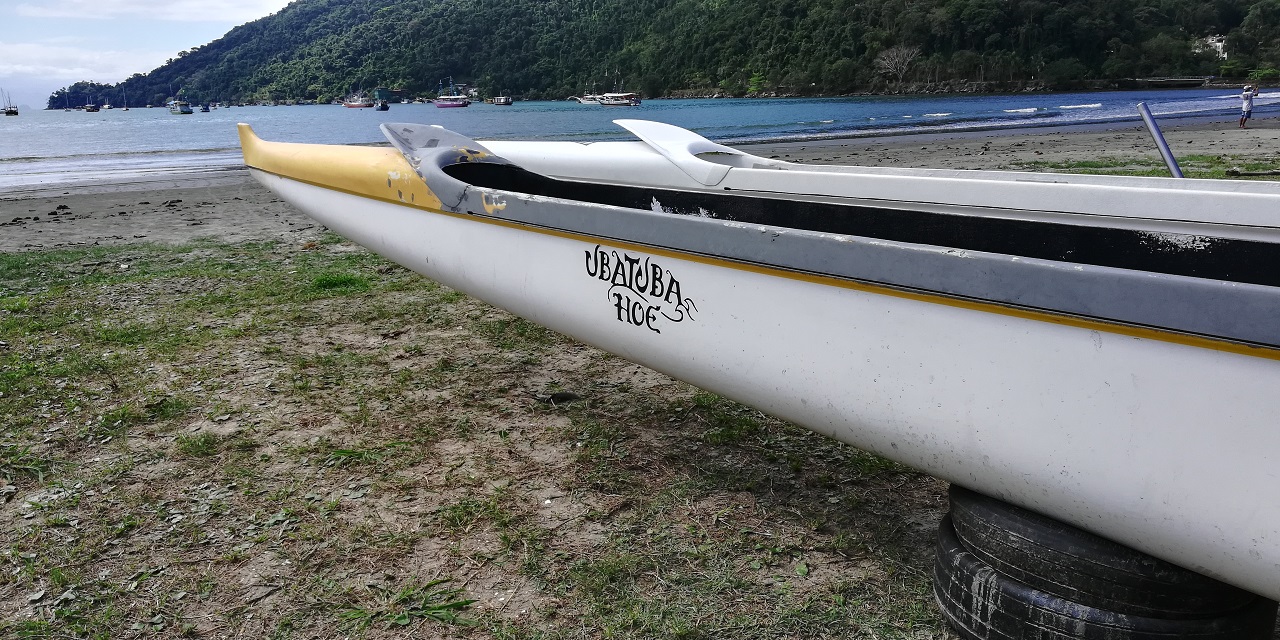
[440,158,1280,289]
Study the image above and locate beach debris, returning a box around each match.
[56,204,69,210]
[537,391,581,407]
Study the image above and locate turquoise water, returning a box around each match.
[0,88,1273,191]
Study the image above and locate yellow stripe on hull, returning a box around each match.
[237,123,443,211]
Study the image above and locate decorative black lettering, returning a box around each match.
[645,306,660,333]
[613,292,627,322]
[650,263,665,298]
[636,257,650,292]
[611,253,629,288]
[664,276,682,306]
[585,246,696,334]
[597,249,611,281]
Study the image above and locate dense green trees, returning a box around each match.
[46,0,1280,109]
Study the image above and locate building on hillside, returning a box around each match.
[1198,35,1227,59]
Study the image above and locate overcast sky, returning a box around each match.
[0,0,293,108]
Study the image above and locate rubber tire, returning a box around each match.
[948,485,1256,618]
[933,515,1278,639]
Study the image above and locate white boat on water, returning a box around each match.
[238,119,1280,606]
[572,94,602,104]
[434,94,469,108]
[435,77,470,108]
[597,92,640,106]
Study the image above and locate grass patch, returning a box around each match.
[1,236,952,639]
[439,491,515,534]
[339,578,476,630]
[1,444,53,483]
[310,271,370,294]
[175,432,219,457]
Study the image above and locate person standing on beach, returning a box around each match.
[1240,85,1260,128]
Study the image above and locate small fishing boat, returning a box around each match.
[83,103,100,112]
[376,99,390,111]
[493,92,513,106]
[434,94,469,108]
[434,77,470,108]
[2,88,16,116]
[598,92,641,106]
[238,119,1280,604]
[343,93,374,108]
[168,100,193,115]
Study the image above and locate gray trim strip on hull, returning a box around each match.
[382,123,1280,349]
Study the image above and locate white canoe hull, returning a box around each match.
[251,164,1280,601]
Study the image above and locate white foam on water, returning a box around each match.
[924,112,951,116]
[1003,107,1038,113]
[1059,103,1101,109]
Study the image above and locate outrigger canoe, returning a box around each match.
[239,120,1280,601]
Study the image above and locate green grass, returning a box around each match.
[175,432,220,457]
[1,444,52,482]
[1,236,952,639]
[339,579,476,631]
[310,271,371,294]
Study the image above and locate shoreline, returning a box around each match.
[1,114,1276,253]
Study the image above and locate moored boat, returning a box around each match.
[434,77,470,108]
[238,119,1280,604]
[598,92,641,106]
[343,93,375,108]
[2,89,16,116]
[434,94,469,108]
[167,100,193,114]
[493,92,513,106]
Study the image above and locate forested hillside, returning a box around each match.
[48,0,1280,108]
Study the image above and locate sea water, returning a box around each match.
[0,88,1274,192]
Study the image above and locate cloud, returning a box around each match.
[15,0,293,22]
[0,41,174,84]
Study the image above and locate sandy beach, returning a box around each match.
[2,117,1276,253]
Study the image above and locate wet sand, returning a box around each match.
[2,116,1276,253]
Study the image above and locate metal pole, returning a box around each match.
[1137,102,1183,178]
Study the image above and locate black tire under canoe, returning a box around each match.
[948,484,1257,618]
[933,515,1278,640]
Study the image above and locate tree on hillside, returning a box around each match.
[874,45,921,84]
